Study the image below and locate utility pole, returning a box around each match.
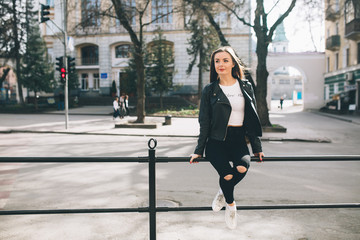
[41,1,69,129]
[63,0,69,129]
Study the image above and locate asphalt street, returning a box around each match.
[0,102,359,240]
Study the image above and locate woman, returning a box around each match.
[190,46,264,229]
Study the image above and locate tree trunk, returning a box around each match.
[134,47,145,123]
[34,91,38,111]
[255,37,271,127]
[12,0,24,104]
[198,45,204,106]
[160,94,163,109]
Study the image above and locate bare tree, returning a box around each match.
[214,0,296,126]
[102,0,176,123]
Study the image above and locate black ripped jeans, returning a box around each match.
[205,126,251,204]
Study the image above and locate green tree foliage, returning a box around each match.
[111,80,117,96]
[0,0,27,104]
[186,19,219,103]
[145,30,174,109]
[20,11,54,109]
[122,52,138,97]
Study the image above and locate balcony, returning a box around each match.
[325,6,340,21]
[76,57,99,67]
[345,19,360,40]
[326,35,340,51]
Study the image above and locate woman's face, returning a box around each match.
[214,51,235,78]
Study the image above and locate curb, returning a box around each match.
[311,111,360,125]
[0,129,331,143]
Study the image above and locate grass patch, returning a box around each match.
[148,106,199,117]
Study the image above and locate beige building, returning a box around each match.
[41,0,252,98]
[324,0,360,112]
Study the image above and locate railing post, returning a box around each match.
[148,138,157,240]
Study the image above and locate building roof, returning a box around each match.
[273,21,288,43]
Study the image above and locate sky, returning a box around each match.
[253,0,325,53]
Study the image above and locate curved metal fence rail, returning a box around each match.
[1,138,360,240]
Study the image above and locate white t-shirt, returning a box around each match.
[113,100,119,110]
[219,80,245,126]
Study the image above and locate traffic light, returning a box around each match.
[40,4,50,23]
[55,56,63,71]
[67,57,76,73]
[56,57,66,83]
[60,67,66,83]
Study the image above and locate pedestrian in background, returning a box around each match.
[190,46,264,229]
[119,94,126,119]
[113,96,120,120]
[125,95,129,116]
[57,91,64,111]
[280,96,284,110]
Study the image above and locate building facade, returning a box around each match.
[42,0,252,98]
[324,0,360,112]
[269,21,303,103]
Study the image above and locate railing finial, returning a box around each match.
[148,138,157,150]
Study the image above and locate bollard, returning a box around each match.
[148,138,157,240]
[164,115,172,125]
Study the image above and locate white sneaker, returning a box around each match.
[212,189,225,212]
[225,203,237,229]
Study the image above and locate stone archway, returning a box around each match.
[265,52,325,110]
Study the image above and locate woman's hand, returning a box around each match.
[190,154,201,164]
[254,152,265,162]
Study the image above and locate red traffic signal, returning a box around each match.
[60,67,66,81]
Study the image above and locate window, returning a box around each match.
[335,53,339,70]
[215,12,228,28]
[327,57,330,72]
[81,73,89,90]
[295,79,302,85]
[47,0,54,7]
[116,0,136,26]
[81,0,101,27]
[346,48,350,67]
[115,44,132,58]
[358,42,360,64]
[81,45,99,65]
[152,0,172,24]
[279,79,290,84]
[345,0,355,24]
[93,73,99,90]
[335,22,339,35]
[147,40,174,63]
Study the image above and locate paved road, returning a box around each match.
[0,103,359,240]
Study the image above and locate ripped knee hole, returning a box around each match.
[224,174,233,181]
[236,166,247,173]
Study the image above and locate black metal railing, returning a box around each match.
[1,138,360,240]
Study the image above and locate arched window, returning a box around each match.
[152,0,172,23]
[115,44,132,58]
[81,45,99,65]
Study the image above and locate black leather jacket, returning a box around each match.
[194,79,263,156]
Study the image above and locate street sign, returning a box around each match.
[101,73,108,79]
[345,85,356,91]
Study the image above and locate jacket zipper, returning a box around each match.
[218,101,231,141]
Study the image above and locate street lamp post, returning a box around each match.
[41,1,69,129]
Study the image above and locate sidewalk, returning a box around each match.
[2,103,359,143]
